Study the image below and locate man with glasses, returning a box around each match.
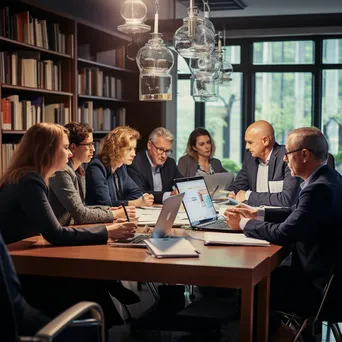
[225,127,342,340]
[227,120,300,207]
[127,127,183,203]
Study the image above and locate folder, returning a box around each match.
[204,232,270,246]
[144,238,200,258]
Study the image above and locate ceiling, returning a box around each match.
[176,0,342,18]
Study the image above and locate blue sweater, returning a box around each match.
[85,157,142,207]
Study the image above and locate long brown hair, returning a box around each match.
[0,123,69,188]
[185,127,216,160]
[99,126,140,168]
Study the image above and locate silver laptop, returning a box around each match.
[110,193,185,248]
[204,173,234,198]
[174,176,232,232]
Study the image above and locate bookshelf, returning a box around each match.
[0,0,151,174]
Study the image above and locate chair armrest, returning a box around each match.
[34,301,104,342]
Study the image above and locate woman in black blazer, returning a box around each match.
[86,126,154,207]
[0,123,139,330]
[178,127,227,177]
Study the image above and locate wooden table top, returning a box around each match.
[8,230,285,288]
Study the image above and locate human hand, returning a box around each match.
[170,187,178,196]
[129,193,154,207]
[106,221,137,240]
[224,211,242,230]
[228,192,236,199]
[231,204,258,220]
[235,190,246,202]
[112,206,136,219]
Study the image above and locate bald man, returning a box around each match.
[227,120,300,207]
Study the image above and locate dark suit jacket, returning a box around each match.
[0,172,108,246]
[227,143,300,207]
[244,165,342,291]
[177,154,227,177]
[127,150,183,204]
[86,157,142,207]
[0,233,49,339]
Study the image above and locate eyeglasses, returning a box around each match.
[284,148,312,157]
[149,140,172,156]
[79,142,95,149]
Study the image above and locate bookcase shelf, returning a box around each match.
[0,0,164,175]
[77,58,136,74]
[2,84,73,96]
[0,36,73,59]
[78,95,129,103]
[2,130,26,134]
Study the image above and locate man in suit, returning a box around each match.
[227,120,300,207]
[127,127,183,204]
[225,127,342,338]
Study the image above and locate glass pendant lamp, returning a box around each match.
[173,0,215,59]
[117,0,151,35]
[217,31,233,85]
[136,1,174,101]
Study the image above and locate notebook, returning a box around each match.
[110,193,185,248]
[144,238,200,258]
[204,232,270,246]
[174,176,233,232]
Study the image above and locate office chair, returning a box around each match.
[280,267,342,342]
[327,153,335,170]
[21,301,105,342]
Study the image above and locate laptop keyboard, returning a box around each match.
[129,234,151,244]
[199,220,229,230]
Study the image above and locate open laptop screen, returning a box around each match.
[175,177,217,226]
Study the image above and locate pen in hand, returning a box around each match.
[211,185,219,198]
[121,202,130,222]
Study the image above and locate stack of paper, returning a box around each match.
[136,207,189,226]
[204,232,270,246]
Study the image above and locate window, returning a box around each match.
[176,79,194,160]
[224,45,241,64]
[205,73,242,170]
[255,72,312,144]
[323,39,342,64]
[322,69,342,174]
[253,41,314,65]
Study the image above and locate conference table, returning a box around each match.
[7,231,287,341]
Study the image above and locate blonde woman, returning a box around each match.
[86,126,154,207]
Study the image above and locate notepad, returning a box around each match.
[144,238,200,258]
[204,232,270,246]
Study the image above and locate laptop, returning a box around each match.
[174,176,233,232]
[204,173,234,198]
[110,193,185,248]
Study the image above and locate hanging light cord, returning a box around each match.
[155,0,159,14]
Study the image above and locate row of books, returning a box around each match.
[79,45,126,69]
[1,143,17,174]
[78,68,122,99]
[0,7,74,54]
[0,51,63,90]
[77,101,126,131]
[1,95,70,130]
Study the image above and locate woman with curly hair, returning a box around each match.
[85,126,154,207]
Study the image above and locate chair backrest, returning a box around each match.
[327,153,335,170]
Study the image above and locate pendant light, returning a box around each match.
[173,0,215,59]
[136,0,174,101]
[117,0,151,35]
[217,31,233,85]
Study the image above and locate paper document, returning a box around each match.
[144,238,200,258]
[136,208,189,226]
[204,232,270,246]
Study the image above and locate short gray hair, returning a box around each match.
[149,127,174,144]
[288,127,328,162]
